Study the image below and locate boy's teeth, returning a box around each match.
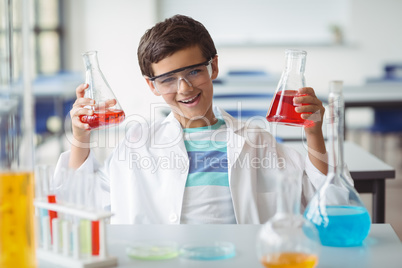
[181,94,198,103]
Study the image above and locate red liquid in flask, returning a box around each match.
[266,90,314,127]
[80,109,125,129]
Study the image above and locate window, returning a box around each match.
[34,0,63,75]
[0,0,63,85]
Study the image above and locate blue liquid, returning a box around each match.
[305,206,371,247]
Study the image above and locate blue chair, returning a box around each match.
[370,108,402,133]
[364,66,402,159]
[34,97,75,135]
[367,64,402,134]
[34,72,82,135]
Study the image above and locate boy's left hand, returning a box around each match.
[293,87,325,135]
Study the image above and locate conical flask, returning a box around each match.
[256,170,320,268]
[266,49,314,127]
[80,51,125,129]
[304,81,371,247]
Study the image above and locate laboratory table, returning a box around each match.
[285,141,396,223]
[107,224,401,268]
[38,224,402,268]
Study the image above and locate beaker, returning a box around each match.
[304,81,371,247]
[0,1,36,267]
[80,51,125,129]
[256,170,320,268]
[266,49,314,127]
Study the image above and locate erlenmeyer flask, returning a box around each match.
[80,51,125,129]
[266,49,314,127]
[304,81,371,247]
[256,170,320,268]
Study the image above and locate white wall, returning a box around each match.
[64,0,162,120]
[64,0,402,118]
[217,0,402,91]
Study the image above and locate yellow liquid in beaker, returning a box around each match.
[261,252,318,268]
[0,172,37,268]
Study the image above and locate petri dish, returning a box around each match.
[179,241,236,261]
[126,241,179,261]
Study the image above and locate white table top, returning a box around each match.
[103,224,402,268]
[317,84,402,108]
[33,72,82,98]
[38,224,402,268]
[284,140,395,180]
[214,82,402,108]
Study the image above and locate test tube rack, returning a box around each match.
[34,199,118,268]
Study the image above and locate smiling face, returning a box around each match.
[146,46,219,128]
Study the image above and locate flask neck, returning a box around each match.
[275,171,301,216]
[82,51,100,71]
[327,83,345,177]
[284,51,306,75]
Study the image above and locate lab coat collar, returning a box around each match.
[160,106,246,175]
[159,106,246,171]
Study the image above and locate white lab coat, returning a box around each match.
[56,106,346,224]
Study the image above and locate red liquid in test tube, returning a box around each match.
[92,220,100,255]
[47,194,58,244]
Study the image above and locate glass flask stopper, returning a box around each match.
[304,81,371,247]
[266,49,314,127]
[80,51,125,129]
[256,170,320,268]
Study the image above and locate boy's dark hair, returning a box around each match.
[137,14,217,78]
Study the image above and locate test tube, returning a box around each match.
[34,165,49,247]
[41,165,58,245]
[75,170,92,258]
[88,172,100,256]
[52,218,60,253]
[42,216,50,251]
[56,168,74,255]
[62,220,71,257]
[66,169,81,257]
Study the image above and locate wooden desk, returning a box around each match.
[285,141,396,223]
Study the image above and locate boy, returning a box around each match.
[57,15,339,224]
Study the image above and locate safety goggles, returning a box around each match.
[148,59,213,94]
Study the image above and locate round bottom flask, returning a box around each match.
[304,204,371,247]
[304,81,371,247]
[256,170,320,268]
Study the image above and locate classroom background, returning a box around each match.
[2,0,401,239]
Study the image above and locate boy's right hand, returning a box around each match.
[69,83,94,141]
